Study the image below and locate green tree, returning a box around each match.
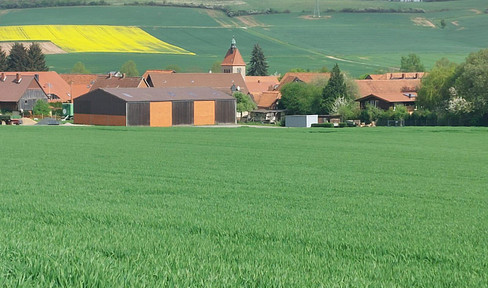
[33,99,51,116]
[453,49,488,123]
[417,58,457,111]
[120,60,139,77]
[400,53,425,72]
[233,92,257,114]
[165,64,182,73]
[71,61,91,74]
[210,61,221,73]
[247,43,268,76]
[0,47,8,71]
[7,43,29,71]
[27,43,48,71]
[440,19,446,29]
[278,82,322,115]
[321,64,346,114]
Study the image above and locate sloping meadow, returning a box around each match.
[0,126,487,286]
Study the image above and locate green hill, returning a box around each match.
[0,1,486,76]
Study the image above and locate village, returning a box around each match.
[0,38,449,127]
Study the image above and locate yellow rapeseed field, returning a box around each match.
[0,25,195,54]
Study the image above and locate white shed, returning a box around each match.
[285,115,318,128]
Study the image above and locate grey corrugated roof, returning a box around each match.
[101,87,236,102]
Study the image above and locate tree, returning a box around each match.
[247,43,268,76]
[278,82,322,115]
[400,53,425,72]
[165,64,182,73]
[453,49,488,122]
[120,60,139,77]
[7,43,29,71]
[27,43,48,71]
[210,61,221,73]
[33,99,51,116]
[417,58,457,111]
[233,92,256,115]
[440,19,446,29]
[321,63,346,114]
[71,61,91,74]
[0,47,8,71]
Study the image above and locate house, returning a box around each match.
[245,75,280,107]
[60,74,98,100]
[4,71,71,102]
[144,73,249,95]
[355,79,421,112]
[89,73,148,91]
[276,72,330,90]
[364,72,425,81]
[74,87,236,127]
[142,69,175,85]
[221,37,246,79]
[0,73,48,112]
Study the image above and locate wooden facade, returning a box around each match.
[74,88,236,127]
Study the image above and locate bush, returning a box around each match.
[311,123,334,128]
[33,100,51,116]
[337,122,347,128]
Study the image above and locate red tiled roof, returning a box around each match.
[146,73,249,95]
[89,75,148,91]
[277,72,330,90]
[60,74,99,99]
[221,47,246,66]
[142,69,175,79]
[355,79,421,103]
[252,91,281,109]
[0,74,44,102]
[245,76,279,96]
[366,72,425,80]
[4,71,70,102]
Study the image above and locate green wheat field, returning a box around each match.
[1,126,487,286]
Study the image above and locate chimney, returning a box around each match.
[122,73,126,79]
[0,72,5,82]
[15,73,21,83]
[402,73,405,79]
[34,74,39,81]
[108,72,112,79]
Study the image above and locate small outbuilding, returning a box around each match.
[74,87,236,126]
[285,115,318,128]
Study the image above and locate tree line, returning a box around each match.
[0,43,48,72]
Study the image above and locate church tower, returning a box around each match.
[221,37,246,79]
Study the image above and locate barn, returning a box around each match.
[74,87,236,126]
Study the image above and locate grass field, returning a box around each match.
[0,1,487,75]
[1,126,487,286]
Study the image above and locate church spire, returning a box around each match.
[221,36,246,79]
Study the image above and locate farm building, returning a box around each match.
[144,72,249,95]
[60,74,98,100]
[0,73,48,112]
[5,71,71,102]
[89,73,148,91]
[74,87,236,126]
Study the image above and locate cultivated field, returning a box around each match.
[1,126,487,286]
[0,3,487,75]
[0,25,194,54]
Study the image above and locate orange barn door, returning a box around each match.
[194,101,215,126]
[150,102,172,127]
